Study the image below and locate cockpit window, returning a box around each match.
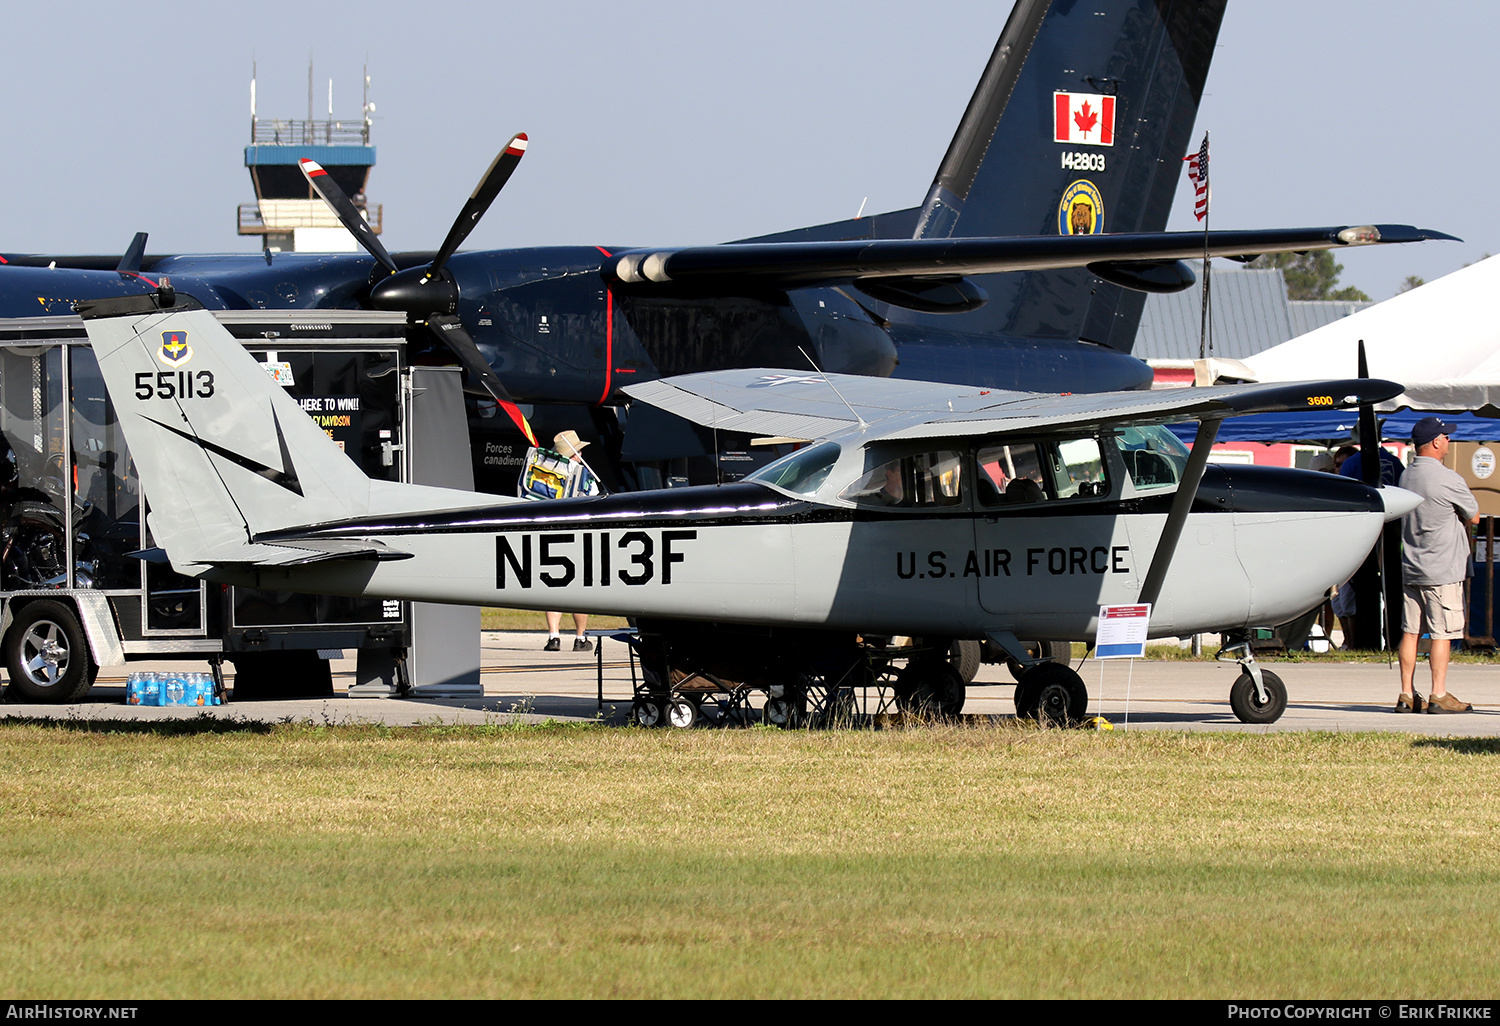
[840,450,963,509]
[977,437,1108,507]
[1113,425,1188,493]
[745,441,841,496]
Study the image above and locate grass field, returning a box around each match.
[3,719,1498,999]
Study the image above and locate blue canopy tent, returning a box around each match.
[1169,409,1500,446]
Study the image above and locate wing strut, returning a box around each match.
[1137,417,1222,609]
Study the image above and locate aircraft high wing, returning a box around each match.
[76,290,1420,727]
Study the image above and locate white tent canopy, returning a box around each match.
[1242,255,1500,413]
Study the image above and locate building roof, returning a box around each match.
[1133,266,1372,361]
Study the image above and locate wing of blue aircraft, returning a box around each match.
[604,225,1455,298]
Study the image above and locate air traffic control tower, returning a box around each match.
[237,67,380,254]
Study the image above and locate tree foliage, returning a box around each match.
[1249,251,1371,302]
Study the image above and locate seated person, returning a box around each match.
[1005,477,1046,505]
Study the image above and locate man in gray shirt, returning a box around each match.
[1397,417,1481,713]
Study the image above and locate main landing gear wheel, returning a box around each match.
[894,661,966,719]
[4,600,96,704]
[1014,661,1087,726]
[1229,669,1287,724]
[949,640,982,685]
[1007,641,1072,682]
[631,698,665,727]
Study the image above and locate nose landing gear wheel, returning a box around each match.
[1014,661,1087,726]
[1229,669,1287,724]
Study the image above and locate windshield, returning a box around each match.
[745,442,841,497]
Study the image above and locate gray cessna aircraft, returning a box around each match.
[77,293,1418,725]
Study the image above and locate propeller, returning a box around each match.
[298,134,539,446]
[1354,337,1390,653]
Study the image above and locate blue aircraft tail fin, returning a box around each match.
[913,0,1225,352]
[917,0,1225,352]
[751,0,1226,356]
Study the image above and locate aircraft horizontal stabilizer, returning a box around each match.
[171,539,413,572]
[625,369,1404,444]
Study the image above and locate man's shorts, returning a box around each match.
[1402,581,1467,640]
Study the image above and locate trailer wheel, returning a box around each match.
[666,696,698,729]
[631,698,665,727]
[1229,670,1287,724]
[764,695,802,729]
[4,600,97,703]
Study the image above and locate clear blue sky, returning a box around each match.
[1,1,1489,301]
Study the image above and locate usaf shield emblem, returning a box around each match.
[159,330,193,367]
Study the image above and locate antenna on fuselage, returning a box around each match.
[798,346,868,429]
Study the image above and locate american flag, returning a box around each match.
[1184,133,1209,221]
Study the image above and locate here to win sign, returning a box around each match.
[1096,604,1151,659]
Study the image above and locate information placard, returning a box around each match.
[1096,604,1151,659]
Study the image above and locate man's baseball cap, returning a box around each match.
[1412,416,1457,448]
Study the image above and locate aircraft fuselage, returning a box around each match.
[235,467,1392,643]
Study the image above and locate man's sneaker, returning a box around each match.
[1427,691,1472,713]
[543,637,561,652]
[1395,692,1427,713]
[573,637,593,652]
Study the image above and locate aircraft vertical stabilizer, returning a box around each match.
[905,0,1226,352]
[77,300,380,570]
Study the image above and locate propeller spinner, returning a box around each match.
[299,134,539,445]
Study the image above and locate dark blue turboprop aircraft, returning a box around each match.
[0,0,1452,491]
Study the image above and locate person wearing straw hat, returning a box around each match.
[544,430,600,652]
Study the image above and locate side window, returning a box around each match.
[1113,425,1188,493]
[840,450,963,509]
[976,442,1047,507]
[977,437,1108,507]
[1053,437,1107,499]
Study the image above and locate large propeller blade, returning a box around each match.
[429,314,538,446]
[299,136,539,446]
[430,133,528,277]
[298,159,397,275]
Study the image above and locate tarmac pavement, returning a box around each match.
[2,631,1497,736]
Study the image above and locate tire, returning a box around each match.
[1229,669,1287,724]
[4,600,96,703]
[1015,661,1087,726]
[631,698,665,727]
[667,696,698,728]
[764,695,802,729]
[1007,640,1073,682]
[949,640,982,685]
[895,661,966,719]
